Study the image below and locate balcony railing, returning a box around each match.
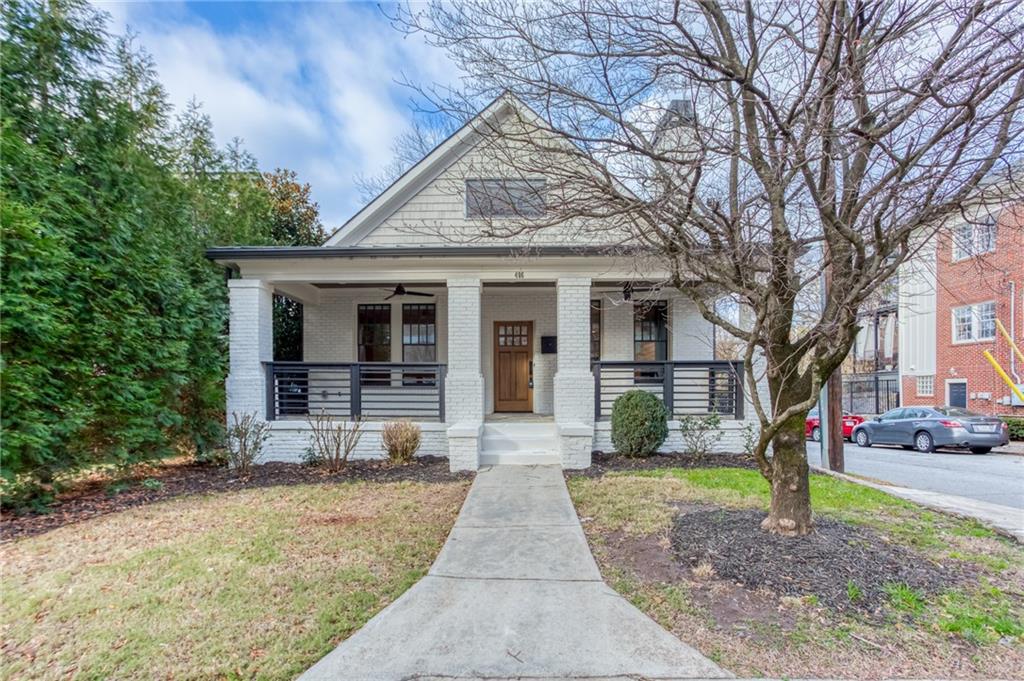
[593,360,745,421]
[265,362,446,421]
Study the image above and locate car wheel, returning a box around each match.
[811,426,821,442]
[855,429,870,447]
[970,447,992,455]
[914,431,934,453]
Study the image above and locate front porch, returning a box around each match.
[219,248,761,470]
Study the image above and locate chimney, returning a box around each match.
[653,99,697,148]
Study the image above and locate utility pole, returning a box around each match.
[819,248,845,472]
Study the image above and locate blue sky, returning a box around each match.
[94,1,458,228]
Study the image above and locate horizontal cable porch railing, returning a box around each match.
[265,362,446,421]
[593,360,745,421]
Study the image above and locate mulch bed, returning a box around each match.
[567,451,757,478]
[1,457,471,543]
[671,508,971,615]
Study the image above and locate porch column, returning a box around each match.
[445,277,484,471]
[554,276,595,468]
[226,279,274,421]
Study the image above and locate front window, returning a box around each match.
[952,219,997,261]
[952,301,996,342]
[916,375,935,397]
[402,303,436,385]
[465,179,546,218]
[358,304,391,385]
[590,300,601,363]
[634,301,667,383]
[634,301,668,360]
[358,304,391,361]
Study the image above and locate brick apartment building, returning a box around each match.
[899,197,1024,416]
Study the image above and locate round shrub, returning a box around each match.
[610,390,668,457]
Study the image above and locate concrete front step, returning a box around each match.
[480,435,558,451]
[480,422,559,466]
[479,450,561,466]
[481,421,557,437]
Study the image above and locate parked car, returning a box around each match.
[851,406,1010,454]
[806,407,864,442]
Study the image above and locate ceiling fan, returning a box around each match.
[382,284,435,300]
[621,283,658,301]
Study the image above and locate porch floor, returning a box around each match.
[485,412,555,422]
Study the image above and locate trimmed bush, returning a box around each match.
[679,412,723,459]
[610,390,668,457]
[225,413,270,475]
[381,421,422,464]
[1003,417,1024,441]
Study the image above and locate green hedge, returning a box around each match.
[610,390,668,457]
[1003,417,1024,441]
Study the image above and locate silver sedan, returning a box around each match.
[852,406,1010,454]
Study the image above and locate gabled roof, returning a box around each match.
[324,93,529,246]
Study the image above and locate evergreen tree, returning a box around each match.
[0,0,225,497]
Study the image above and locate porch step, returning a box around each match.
[480,422,558,466]
[480,450,561,466]
[480,435,558,451]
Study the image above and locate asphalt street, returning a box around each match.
[807,442,1024,510]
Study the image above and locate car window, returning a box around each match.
[880,408,904,420]
[936,406,982,417]
[807,408,818,417]
[907,408,928,419]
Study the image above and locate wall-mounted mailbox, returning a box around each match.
[540,336,557,353]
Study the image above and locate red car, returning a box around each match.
[806,408,865,441]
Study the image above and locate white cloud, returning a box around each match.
[92,1,460,228]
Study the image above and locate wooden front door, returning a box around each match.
[494,321,533,412]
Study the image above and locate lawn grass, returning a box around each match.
[1,479,470,680]
[568,467,1024,679]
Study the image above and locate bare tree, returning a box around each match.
[395,0,1024,535]
[354,118,464,201]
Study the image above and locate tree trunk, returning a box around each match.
[761,411,813,536]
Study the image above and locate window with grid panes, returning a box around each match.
[402,303,436,385]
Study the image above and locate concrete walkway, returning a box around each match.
[301,465,730,680]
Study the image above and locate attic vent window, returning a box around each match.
[465,179,546,218]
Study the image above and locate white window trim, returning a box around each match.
[951,300,997,344]
[951,219,997,262]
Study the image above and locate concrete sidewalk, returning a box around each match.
[300,464,730,680]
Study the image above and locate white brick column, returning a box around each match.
[226,279,274,421]
[554,277,595,468]
[445,277,484,470]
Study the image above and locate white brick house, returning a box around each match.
[209,95,769,471]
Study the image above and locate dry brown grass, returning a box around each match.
[1,479,469,680]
